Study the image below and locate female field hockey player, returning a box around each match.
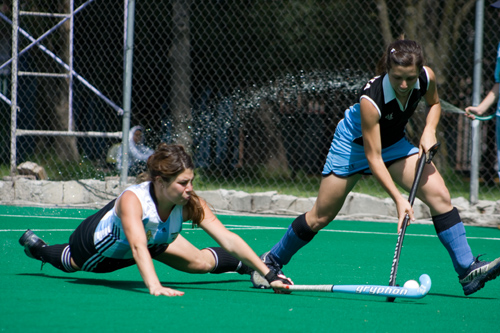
[251,39,500,296]
[19,143,292,297]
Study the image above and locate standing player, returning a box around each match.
[20,143,292,297]
[465,1,500,182]
[251,39,500,296]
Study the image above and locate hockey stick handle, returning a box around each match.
[388,151,427,287]
[407,149,427,206]
[386,143,440,301]
[281,274,431,299]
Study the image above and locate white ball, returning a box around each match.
[403,279,419,289]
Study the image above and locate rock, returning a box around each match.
[16,161,48,180]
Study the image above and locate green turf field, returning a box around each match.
[1,205,500,332]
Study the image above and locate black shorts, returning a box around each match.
[69,199,168,273]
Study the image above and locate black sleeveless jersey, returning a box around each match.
[353,67,429,148]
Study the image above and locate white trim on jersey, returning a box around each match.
[360,96,382,118]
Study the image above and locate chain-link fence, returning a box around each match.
[1,0,500,201]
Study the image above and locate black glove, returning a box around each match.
[264,271,293,293]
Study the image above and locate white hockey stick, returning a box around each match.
[279,274,431,299]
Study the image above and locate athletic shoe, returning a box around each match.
[459,255,500,295]
[19,229,47,261]
[250,251,283,289]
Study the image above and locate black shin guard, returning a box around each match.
[291,213,318,242]
[432,207,461,233]
[39,244,76,273]
[206,247,250,274]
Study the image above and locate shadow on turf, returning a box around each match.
[17,273,262,295]
[19,273,496,300]
[428,292,495,300]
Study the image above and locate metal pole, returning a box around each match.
[470,0,485,204]
[120,0,135,185]
[0,5,124,115]
[10,0,19,177]
[68,0,74,131]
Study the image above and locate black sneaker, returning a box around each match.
[19,230,47,261]
[459,255,500,295]
[250,251,283,289]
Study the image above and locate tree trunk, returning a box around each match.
[169,0,193,151]
[36,0,79,162]
[376,0,392,46]
[376,0,476,85]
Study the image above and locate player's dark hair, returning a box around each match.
[376,39,425,75]
[138,143,204,226]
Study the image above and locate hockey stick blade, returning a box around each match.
[280,274,431,299]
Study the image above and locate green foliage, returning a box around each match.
[194,166,320,197]
[0,157,116,181]
[0,164,9,178]
[192,165,490,201]
[35,157,116,181]
[1,159,498,202]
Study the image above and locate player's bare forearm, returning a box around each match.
[466,84,499,114]
[132,245,163,292]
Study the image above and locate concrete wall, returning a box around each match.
[1,177,499,227]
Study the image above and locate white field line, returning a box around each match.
[2,222,499,241]
[221,225,500,241]
[0,214,84,220]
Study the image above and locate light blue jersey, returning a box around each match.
[322,69,428,177]
[93,182,183,260]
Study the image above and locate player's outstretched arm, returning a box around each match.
[198,199,293,292]
[465,82,499,118]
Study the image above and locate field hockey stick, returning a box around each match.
[280,274,431,300]
[386,142,440,302]
[440,100,494,121]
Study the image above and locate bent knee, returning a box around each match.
[188,250,217,274]
[420,188,453,214]
[186,259,213,274]
[308,213,334,231]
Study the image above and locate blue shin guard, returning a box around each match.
[270,213,317,267]
[434,208,474,276]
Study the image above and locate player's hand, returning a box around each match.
[464,106,483,120]
[150,286,185,297]
[419,132,437,159]
[265,270,293,294]
[270,274,294,294]
[396,197,414,233]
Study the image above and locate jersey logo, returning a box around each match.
[363,76,379,91]
[146,230,153,241]
[385,113,394,120]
